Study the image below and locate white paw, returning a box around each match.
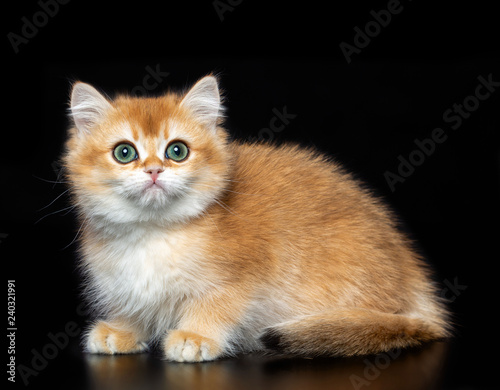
[85,321,148,355]
[164,330,221,362]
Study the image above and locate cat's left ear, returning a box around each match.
[70,82,113,134]
[180,75,222,132]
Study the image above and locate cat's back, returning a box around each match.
[226,141,386,224]
[223,140,416,262]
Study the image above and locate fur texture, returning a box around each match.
[63,75,450,362]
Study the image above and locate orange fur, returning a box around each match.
[164,330,221,362]
[63,75,450,362]
[86,321,148,354]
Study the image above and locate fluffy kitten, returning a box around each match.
[63,75,449,362]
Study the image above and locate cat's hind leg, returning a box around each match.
[260,307,449,357]
[85,320,149,355]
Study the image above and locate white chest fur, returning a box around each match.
[83,224,211,338]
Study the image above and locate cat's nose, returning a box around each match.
[145,166,164,182]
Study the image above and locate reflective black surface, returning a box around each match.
[83,343,450,390]
[15,336,494,390]
[24,341,455,390]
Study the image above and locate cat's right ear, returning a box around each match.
[70,82,113,134]
[180,75,222,133]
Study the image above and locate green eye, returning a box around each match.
[166,141,189,162]
[113,143,137,164]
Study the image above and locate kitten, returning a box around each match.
[63,75,450,362]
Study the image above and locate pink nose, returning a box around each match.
[145,166,164,182]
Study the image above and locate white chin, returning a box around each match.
[139,185,170,207]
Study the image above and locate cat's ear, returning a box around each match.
[70,82,113,134]
[180,75,222,132]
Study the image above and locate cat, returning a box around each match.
[62,74,450,362]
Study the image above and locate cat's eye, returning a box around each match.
[113,143,138,164]
[166,141,189,162]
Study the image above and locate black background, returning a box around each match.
[2,0,499,389]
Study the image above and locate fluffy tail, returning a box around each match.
[259,308,449,357]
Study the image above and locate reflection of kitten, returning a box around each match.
[63,75,449,362]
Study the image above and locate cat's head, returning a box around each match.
[63,75,232,228]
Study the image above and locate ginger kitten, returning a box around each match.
[63,75,449,362]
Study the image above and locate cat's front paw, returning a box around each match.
[85,321,148,355]
[163,330,221,362]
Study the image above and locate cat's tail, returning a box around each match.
[259,308,450,357]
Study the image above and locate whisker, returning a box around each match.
[32,174,69,185]
[34,205,76,225]
[219,178,242,183]
[60,206,76,216]
[53,167,66,189]
[199,210,234,260]
[61,215,89,251]
[37,187,73,212]
[213,199,240,218]
[201,210,223,239]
